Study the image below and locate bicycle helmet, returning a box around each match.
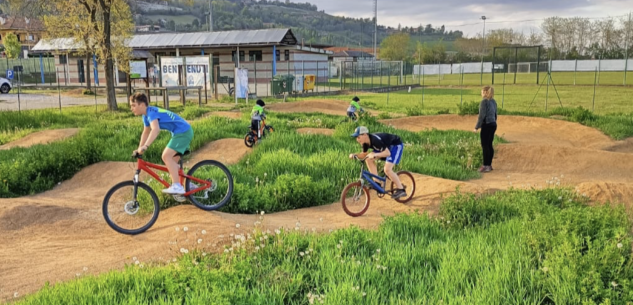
[352,96,360,102]
[256,99,265,107]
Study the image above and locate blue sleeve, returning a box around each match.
[146,109,159,126]
[142,115,149,127]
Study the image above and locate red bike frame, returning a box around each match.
[136,157,211,196]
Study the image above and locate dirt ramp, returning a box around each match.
[267,100,347,116]
[207,111,244,120]
[0,128,80,150]
[189,138,249,165]
[575,182,633,208]
[381,115,614,149]
[296,128,335,136]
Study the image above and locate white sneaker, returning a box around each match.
[162,183,185,195]
[188,182,197,191]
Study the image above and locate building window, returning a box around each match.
[28,35,34,41]
[232,50,245,63]
[16,34,20,42]
[59,54,68,64]
[276,50,280,61]
[284,50,290,61]
[249,50,262,62]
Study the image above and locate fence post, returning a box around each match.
[502,73,506,108]
[422,67,425,106]
[39,54,45,84]
[57,67,61,113]
[597,57,601,85]
[592,67,598,112]
[574,59,578,85]
[545,65,550,112]
[460,66,464,106]
[480,58,483,86]
[254,60,257,96]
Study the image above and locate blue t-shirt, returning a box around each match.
[142,106,191,135]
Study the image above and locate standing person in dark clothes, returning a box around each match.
[474,86,498,173]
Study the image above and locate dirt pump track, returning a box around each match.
[1,104,633,302]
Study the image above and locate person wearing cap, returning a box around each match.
[347,96,364,120]
[251,99,267,141]
[349,126,407,199]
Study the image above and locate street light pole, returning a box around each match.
[481,16,487,57]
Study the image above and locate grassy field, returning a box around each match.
[3,101,633,304]
[11,188,633,304]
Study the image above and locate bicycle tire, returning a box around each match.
[341,181,371,217]
[390,171,416,203]
[244,133,256,147]
[102,181,160,235]
[186,160,234,211]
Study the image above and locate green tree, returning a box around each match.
[43,0,134,110]
[4,33,21,59]
[380,32,410,61]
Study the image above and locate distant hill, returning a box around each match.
[131,0,462,49]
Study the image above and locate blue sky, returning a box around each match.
[300,0,633,36]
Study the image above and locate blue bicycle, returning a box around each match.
[341,154,416,217]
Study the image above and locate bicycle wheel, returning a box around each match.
[341,181,371,217]
[186,160,234,211]
[244,133,256,147]
[102,181,160,235]
[390,171,416,203]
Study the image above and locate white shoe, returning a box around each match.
[188,182,197,191]
[162,184,185,195]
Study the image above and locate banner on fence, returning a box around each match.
[160,57,183,86]
[129,61,147,79]
[184,56,211,87]
[235,68,249,98]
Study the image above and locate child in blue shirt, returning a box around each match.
[129,93,194,194]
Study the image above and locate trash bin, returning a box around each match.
[303,74,316,92]
[270,74,295,95]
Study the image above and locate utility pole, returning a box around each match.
[208,0,213,32]
[481,16,487,58]
[373,0,377,59]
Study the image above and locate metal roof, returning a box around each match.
[32,28,298,52]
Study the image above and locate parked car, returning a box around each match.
[0,77,11,94]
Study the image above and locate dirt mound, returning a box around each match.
[207,111,243,120]
[268,99,392,117]
[575,182,633,208]
[381,115,615,149]
[0,128,80,150]
[296,128,335,136]
[603,138,633,153]
[188,138,249,165]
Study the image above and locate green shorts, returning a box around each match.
[167,128,194,155]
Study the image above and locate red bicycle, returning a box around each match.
[102,151,233,235]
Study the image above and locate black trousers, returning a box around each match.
[480,123,497,166]
[251,120,261,137]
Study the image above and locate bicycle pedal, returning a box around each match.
[173,195,187,203]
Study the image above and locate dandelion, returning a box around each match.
[260,211,265,215]
[319,217,323,222]
[13,292,18,298]
[617,243,623,249]
[362,292,367,297]
[255,246,260,251]
[296,221,301,227]
[224,249,229,253]
[180,248,189,254]
[183,227,188,232]
[300,252,305,256]
[173,258,177,262]
[236,223,241,228]
[76,273,81,277]
[337,244,341,249]
[135,260,140,265]
[132,256,137,261]
[542,267,549,273]
[203,252,207,256]
[83,267,88,272]
[264,173,268,177]
[175,227,180,232]
[376,249,381,253]
[197,239,203,244]
[256,177,259,183]
[201,230,207,235]
[611,281,618,287]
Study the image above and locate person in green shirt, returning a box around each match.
[251,99,267,141]
[347,96,364,121]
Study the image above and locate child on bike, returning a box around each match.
[348,126,407,199]
[347,96,364,120]
[129,92,194,195]
[251,99,267,141]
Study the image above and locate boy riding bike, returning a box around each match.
[348,126,407,199]
[251,99,267,142]
[347,96,364,120]
[129,92,194,195]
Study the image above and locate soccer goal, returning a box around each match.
[492,45,543,84]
